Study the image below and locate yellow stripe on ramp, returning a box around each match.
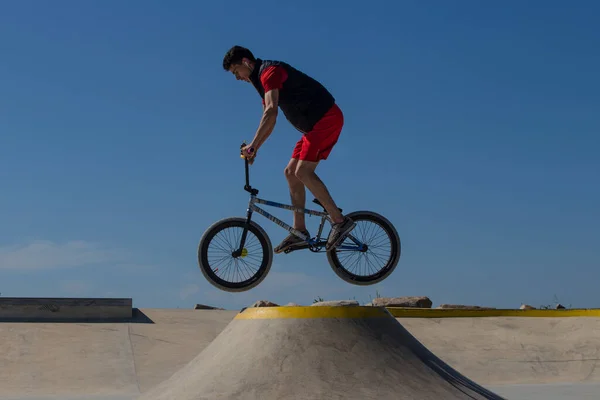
[235,306,391,320]
[386,307,600,318]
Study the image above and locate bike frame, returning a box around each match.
[235,152,364,254]
[247,196,329,245]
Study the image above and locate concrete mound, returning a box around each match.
[138,306,505,400]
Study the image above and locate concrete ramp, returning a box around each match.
[0,322,139,399]
[137,306,505,400]
[0,308,238,400]
[397,316,600,386]
[0,297,132,322]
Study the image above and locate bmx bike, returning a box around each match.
[197,143,401,292]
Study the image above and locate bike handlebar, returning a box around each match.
[240,142,257,195]
[239,142,255,159]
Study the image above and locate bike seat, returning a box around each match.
[313,198,343,213]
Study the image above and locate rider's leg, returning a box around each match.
[294,160,343,224]
[293,104,356,251]
[294,159,355,251]
[274,153,311,254]
[284,158,307,231]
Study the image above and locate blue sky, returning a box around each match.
[1,1,598,310]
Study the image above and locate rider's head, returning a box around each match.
[223,45,256,82]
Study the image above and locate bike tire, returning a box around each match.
[198,217,273,292]
[326,210,401,286]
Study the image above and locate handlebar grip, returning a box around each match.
[240,145,255,159]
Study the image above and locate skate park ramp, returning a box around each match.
[391,311,600,386]
[393,310,600,400]
[0,301,239,400]
[2,298,600,399]
[137,305,504,400]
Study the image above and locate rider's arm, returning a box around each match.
[251,88,279,150]
[249,66,287,151]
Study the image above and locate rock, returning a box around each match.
[249,300,279,308]
[194,304,224,310]
[285,302,301,307]
[371,296,433,308]
[520,304,536,310]
[436,304,496,310]
[311,300,359,307]
[556,303,566,309]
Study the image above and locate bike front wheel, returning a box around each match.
[198,217,273,292]
[326,210,401,286]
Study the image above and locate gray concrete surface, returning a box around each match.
[0,308,237,399]
[3,384,599,400]
[0,322,138,398]
[398,316,600,386]
[137,307,503,399]
[488,382,600,399]
[1,307,599,399]
[1,396,136,400]
[128,309,238,392]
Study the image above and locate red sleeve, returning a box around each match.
[260,65,288,93]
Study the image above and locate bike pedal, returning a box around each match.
[284,243,310,253]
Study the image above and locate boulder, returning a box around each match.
[249,300,279,308]
[520,304,536,310]
[371,296,433,308]
[194,304,224,310]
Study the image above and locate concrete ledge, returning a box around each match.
[0,297,133,322]
[386,307,600,318]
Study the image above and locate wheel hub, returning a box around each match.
[231,248,248,258]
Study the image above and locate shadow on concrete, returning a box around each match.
[394,321,507,399]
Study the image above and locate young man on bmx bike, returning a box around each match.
[223,45,356,253]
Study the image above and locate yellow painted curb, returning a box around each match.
[235,306,391,320]
[385,307,600,318]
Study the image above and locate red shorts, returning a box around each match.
[292,103,344,162]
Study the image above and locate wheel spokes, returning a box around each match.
[334,220,393,277]
[207,226,265,284]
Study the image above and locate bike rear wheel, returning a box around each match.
[198,217,273,292]
[326,210,401,285]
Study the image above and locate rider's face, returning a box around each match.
[229,59,252,82]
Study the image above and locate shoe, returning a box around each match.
[274,229,310,254]
[326,216,356,251]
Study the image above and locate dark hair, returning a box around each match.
[222,45,256,71]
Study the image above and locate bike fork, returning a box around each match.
[233,207,253,257]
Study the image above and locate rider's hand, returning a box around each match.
[241,143,257,164]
